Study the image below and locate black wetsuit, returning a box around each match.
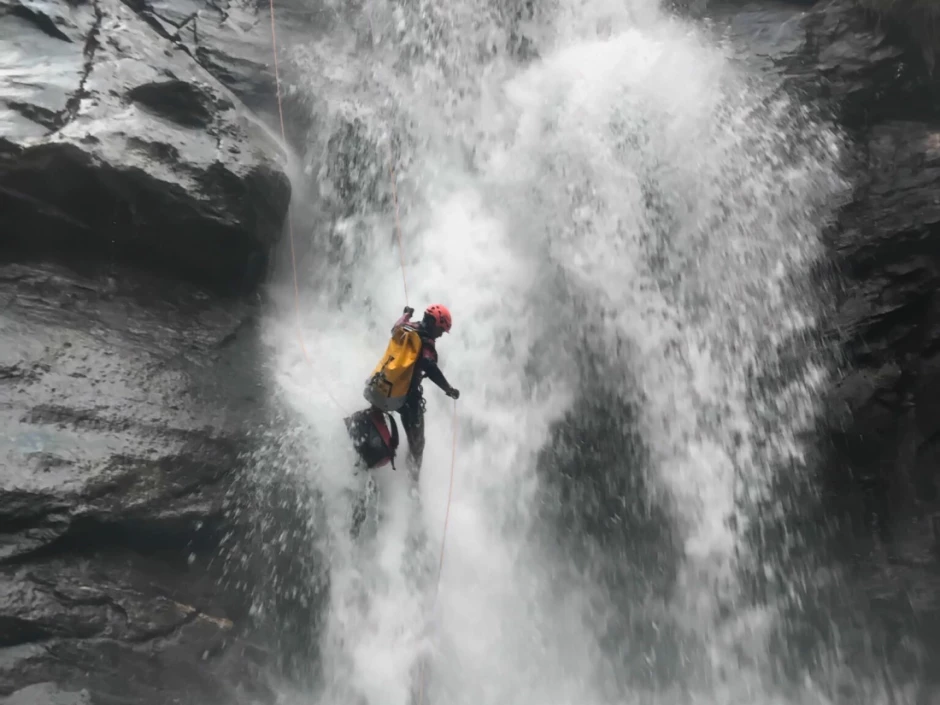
[398,323,452,473]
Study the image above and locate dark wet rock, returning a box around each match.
[128,0,328,112]
[857,0,940,76]
[140,0,278,107]
[0,261,277,703]
[0,262,261,551]
[714,0,940,535]
[0,0,291,295]
[127,79,223,128]
[773,0,927,127]
[1,683,92,705]
[713,0,940,690]
[711,0,934,127]
[0,0,326,692]
[823,121,940,531]
[0,557,260,702]
[852,121,940,240]
[704,0,813,74]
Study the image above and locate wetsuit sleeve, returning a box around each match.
[421,356,452,393]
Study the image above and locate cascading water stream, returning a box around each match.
[249,0,904,703]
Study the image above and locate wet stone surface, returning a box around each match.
[0,262,274,704]
[0,0,291,295]
[5,0,940,700]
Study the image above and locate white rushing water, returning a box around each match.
[260,0,861,703]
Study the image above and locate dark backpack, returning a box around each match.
[344,407,400,470]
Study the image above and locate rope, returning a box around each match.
[265,7,459,704]
[416,398,459,705]
[266,0,347,415]
[388,145,409,307]
[438,400,460,586]
[387,142,457,704]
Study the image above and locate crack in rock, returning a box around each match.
[27,572,132,628]
[58,0,104,128]
[0,185,94,231]
[116,0,204,68]
[12,573,233,650]
[203,0,229,24]
[125,602,199,644]
[171,10,198,40]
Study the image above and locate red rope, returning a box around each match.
[265,7,460,703]
[417,398,459,705]
[266,0,346,414]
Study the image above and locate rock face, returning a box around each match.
[0,262,276,703]
[712,0,940,691]
[0,0,304,695]
[138,0,275,105]
[0,0,291,295]
[716,0,940,547]
[827,118,940,530]
[6,0,940,699]
[780,1,940,542]
[857,0,940,76]
[793,0,940,690]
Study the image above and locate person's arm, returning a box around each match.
[422,356,459,399]
[391,306,414,333]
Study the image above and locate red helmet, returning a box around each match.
[425,304,452,333]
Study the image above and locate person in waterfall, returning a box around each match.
[364,303,460,480]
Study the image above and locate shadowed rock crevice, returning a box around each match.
[858,0,940,76]
[127,79,221,127]
[8,2,71,42]
[4,102,60,131]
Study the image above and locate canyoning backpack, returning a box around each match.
[363,324,423,412]
[344,407,400,469]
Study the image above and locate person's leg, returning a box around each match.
[398,393,426,480]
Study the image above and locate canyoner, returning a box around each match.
[346,304,460,480]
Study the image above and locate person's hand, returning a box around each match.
[446,387,460,400]
[404,306,414,316]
